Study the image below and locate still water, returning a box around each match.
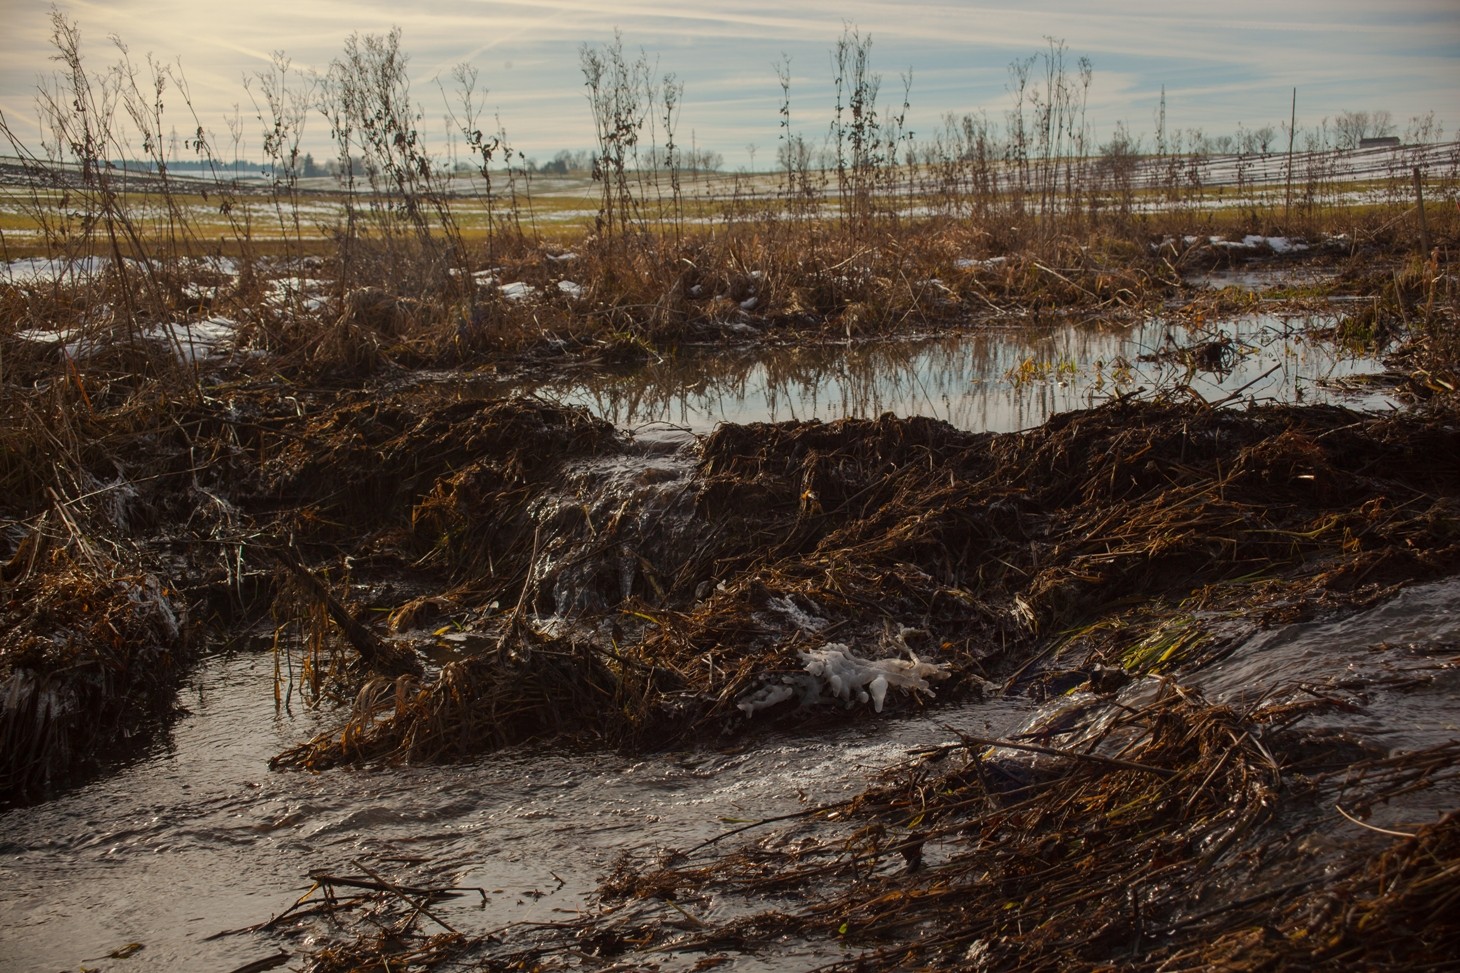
[505,312,1395,435]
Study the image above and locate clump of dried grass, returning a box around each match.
[272,629,670,770]
[267,398,1459,771]
[0,541,189,803]
[583,686,1459,971]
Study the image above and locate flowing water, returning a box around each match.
[1,306,1435,970]
[0,648,1034,970]
[4,579,1454,970]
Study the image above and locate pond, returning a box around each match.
[494,311,1397,435]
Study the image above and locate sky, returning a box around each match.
[0,0,1456,168]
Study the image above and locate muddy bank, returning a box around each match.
[0,546,188,800]
[234,387,1455,971]
[3,355,1457,807]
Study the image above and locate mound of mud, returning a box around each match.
[5,376,1456,969]
[270,397,1459,769]
[1,547,189,803]
[6,381,1456,798]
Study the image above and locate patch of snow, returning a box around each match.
[1255,235,1307,253]
[499,281,537,301]
[2,256,115,284]
[446,268,503,288]
[557,280,584,298]
[266,277,329,295]
[263,277,329,308]
[180,281,225,303]
[1205,235,1310,253]
[151,317,236,362]
[16,314,236,363]
[954,256,1007,270]
[16,303,115,359]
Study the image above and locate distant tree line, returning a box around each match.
[97,158,267,174]
[526,146,723,175]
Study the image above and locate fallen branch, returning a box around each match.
[268,544,423,679]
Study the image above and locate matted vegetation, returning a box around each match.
[260,396,1459,773]
[574,693,1460,972]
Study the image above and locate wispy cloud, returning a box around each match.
[2,1,1455,164]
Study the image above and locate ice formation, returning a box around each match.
[737,643,950,716]
[764,594,830,634]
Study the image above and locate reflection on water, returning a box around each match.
[503,313,1396,434]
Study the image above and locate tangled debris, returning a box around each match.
[1,541,189,801]
[262,394,1458,770]
[581,685,1460,972]
[2,360,1456,969]
[3,359,1456,808]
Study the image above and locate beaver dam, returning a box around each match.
[2,239,1457,971]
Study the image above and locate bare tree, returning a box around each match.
[1334,109,1395,149]
[1405,111,1443,144]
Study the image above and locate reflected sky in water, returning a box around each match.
[505,313,1396,435]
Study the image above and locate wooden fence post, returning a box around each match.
[1413,167,1431,253]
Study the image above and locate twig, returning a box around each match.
[269,543,423,678]
[1335,803,1418,838]
[1206,362,1283,407]
[957,734,1177,778]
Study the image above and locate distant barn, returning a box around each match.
[1359,136,1401,149]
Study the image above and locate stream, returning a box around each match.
[4,304,1444,971]
[4,577,1454,970]
[0,646,1034,970]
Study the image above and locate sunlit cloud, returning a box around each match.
[1,1,1454,166]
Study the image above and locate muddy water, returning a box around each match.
[504,312,1395,434]
[4,580,1455,970]
[0,645,1032,970]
